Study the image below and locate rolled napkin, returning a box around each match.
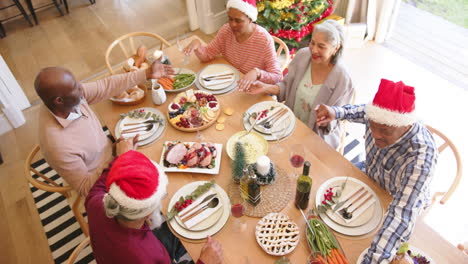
[182,200,222,229]
[202,78,234,87]
[333,192,376,224]
[201,70,233,79]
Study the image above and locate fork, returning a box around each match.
[202,73,234,81]
[121,124,154,134]
[124,120,159,126]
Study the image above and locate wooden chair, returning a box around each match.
[426,125,463,205]
[66,236,91,264]
[105,32,171,75]
[24,145,89,237]
[271,36,291,72]
[0,0,34,38]
[338,89,357,155]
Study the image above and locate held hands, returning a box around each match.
[315,104,336,127]
[116,135,139,156]
[199,236,223,264]
[146,62,175,79]
[183,39,201,56]
[237,69,259,93]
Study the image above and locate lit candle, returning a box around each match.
[256,156,270,176]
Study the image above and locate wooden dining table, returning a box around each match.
[93,36,468,264]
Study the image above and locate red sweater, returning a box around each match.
[86,168,204,264]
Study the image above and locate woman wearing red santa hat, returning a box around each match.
[183,0,282,91]
[86,149,223,264]
[315,79,437,264]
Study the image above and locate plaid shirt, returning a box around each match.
[332,104,438,264]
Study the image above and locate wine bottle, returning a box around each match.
[295,161,312,209]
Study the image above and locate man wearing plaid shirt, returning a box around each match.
[316,79,437,263]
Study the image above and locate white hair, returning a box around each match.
[313,20,345,64]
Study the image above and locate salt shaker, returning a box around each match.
[151,80,166,105]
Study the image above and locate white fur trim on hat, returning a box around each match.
[366,103,417,127]
[227,0,258,21]
[108,162,168,211]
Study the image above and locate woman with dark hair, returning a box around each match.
[239,20,355,149]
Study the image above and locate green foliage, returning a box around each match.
[403,0,468,28]
[232,142,246,183]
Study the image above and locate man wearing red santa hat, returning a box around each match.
[315,79,438,264]
[86,149,223,264]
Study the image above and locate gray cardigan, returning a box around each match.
[278,48,355,149]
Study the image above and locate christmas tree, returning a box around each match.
[256,0,334,49]
[232,142,246,183]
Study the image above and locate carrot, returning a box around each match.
[160,77,174,84]
[327,252,338,264]
[332,249,344,264]
[334,249,348,264]
[157,79,173,90]
[317,254,327,264]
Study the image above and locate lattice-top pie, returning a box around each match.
[255,213,300,256]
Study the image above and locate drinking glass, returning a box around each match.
[188,110,204,141]
[176,32,190,67]
[269,119,288,154]
[289,144,305,178]
[230,202,247,233]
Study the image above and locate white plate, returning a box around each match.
[195,64,240,95]
[315,177,383,236]
[159,141,223,175]
[356,245,436,264]
[226,131,269,164]
[115,108,166,147]
[174,191,223,231]
[164,68,196,93]
[243,101,296,141]
[168,181,231,240]
[198,64,234,90]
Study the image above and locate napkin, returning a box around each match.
[333,192,376,224]
[201,70,233,79]
[176,189,222,229]
[202,78,234,87]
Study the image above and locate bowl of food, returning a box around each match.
[110,84,147,106]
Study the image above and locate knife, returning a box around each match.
[179,193,217,218]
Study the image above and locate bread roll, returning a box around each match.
[127,86,141,94]
[139,62,149,70]
[116,91,129,100]
[123,58,135,71]
[134,45,147,67]
[129,89,144,100]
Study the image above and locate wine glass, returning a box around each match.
[289,144,305,179]
[269,119,288,154]
[231,202,247,233]
[176,32,189,67]
[188,109,204,141]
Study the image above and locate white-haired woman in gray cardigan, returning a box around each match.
[239,20,355,149]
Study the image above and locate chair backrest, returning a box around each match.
[25,145,90,237]
[426,125,463,205]
[271,36,291,72]
[66,236,91,264]
[105,32,171,74]
[338,89,357,155]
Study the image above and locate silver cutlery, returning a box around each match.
[339,189,368,218]
[182,197,219,222]
[342,195,373,220]
[121,124,154,134]
[240,112,263,139]
[202,73,234,81]
[179,193,217,218]
[203,76,233,82]
[257,108,288,128]
[124,120,159,126]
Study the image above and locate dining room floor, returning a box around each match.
[1,1,467,262]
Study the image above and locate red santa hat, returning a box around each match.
[105,150,168,219]
[227,0,258,21]
[366,79,417,127]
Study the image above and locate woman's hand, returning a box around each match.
[199,236,223,264]
[183,39,201,55]
[237,69,258,92]
[239,81,265,94]
[315,104,336,127]
[146,62,175,79]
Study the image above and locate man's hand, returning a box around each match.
[146,62,175,79]
[199,236,223,264]
[183,39,201,55]
[116,135,139,156]
[315,104,336,127]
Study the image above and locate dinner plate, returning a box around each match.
[115,108,166,147]
[243,101,296,141]
[226,131,269,164]
[159,141,223,175]
[163,68,196,93]
[195,64,239,95]
[315,177,383,236]
[356,245,436,264]
[168,181,230,240]
[198,64,235,90]
[174,190,224,231]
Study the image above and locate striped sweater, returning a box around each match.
[195,23,282,84]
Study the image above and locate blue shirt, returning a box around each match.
[332,104,438,264]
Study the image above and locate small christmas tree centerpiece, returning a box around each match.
[232,142,247,183]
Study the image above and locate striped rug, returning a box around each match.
[28,128,364,263]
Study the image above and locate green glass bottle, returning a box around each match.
[295,161,311,210]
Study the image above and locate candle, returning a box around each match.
[256,156,270,176]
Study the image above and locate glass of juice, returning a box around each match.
[231,202,247,233]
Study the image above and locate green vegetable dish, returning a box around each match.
[173,73,195,89]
